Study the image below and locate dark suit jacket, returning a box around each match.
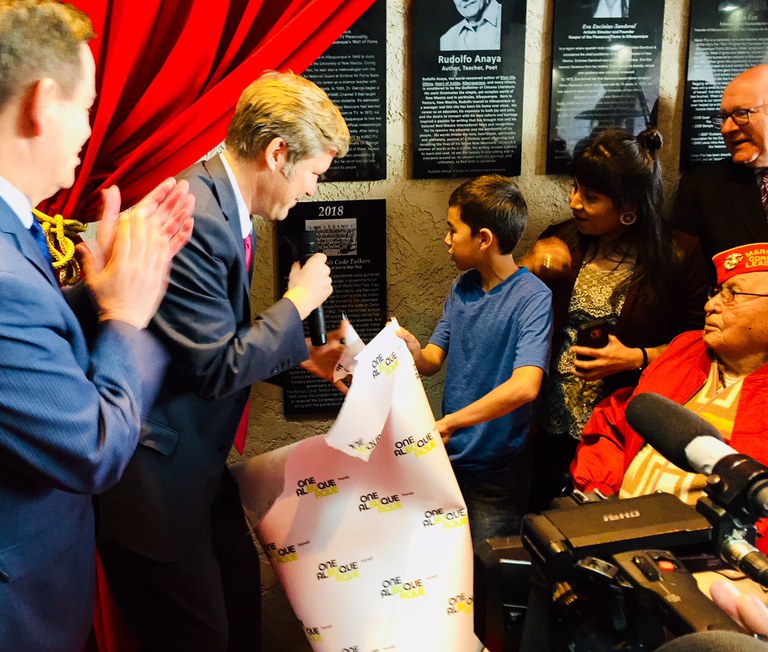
[671,157,768,266]
[0,200,167,651]
[98,155,308,562]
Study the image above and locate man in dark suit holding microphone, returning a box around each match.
[98,71,349,652]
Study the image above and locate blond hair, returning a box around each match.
[225,71,349,165]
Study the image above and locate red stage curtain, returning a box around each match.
[88,553,137,652]
[40,0,376,222]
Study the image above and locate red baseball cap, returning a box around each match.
[712,243,768,285]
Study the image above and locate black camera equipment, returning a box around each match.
[474,535,532,652]
[627,393,768,586]
[520,491,748,650]
[476,394,768,651]
[475,394,768,652]
[498,394,768,652]
[476,490,768,651]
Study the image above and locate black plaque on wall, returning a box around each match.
[411,0,527,179]
[277,200,387,416]
[547,0,663,174]
[302,1,386,181]
[681,0,768,169]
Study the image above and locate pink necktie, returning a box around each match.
[234,405,249,455]
[234,234,253,454]
[243,233,252,271]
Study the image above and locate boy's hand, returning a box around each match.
[435,416,455,445]
[396,327,423,360]
[397,329,446,377]
[78,179,195,330]
[130,178,195,257]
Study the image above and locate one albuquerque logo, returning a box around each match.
[295,476,339,498]
[371,350,399,378]
[300,621,322,644]
[317,558,361,582]
[380,576,426,599]
[447,592,474,615]
[423,507,468,528]
[262,541,299,564]
[358,491,403,513]
[348,433,380,456]
[394,432,436,458]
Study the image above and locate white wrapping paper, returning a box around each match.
[232,320,482,651]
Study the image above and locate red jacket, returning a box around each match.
[571,330,768,547]
[572,330,768,493]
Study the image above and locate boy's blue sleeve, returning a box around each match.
[512,288,554,373]
[428,284,455,351]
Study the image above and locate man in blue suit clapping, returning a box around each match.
[0,2,194,650]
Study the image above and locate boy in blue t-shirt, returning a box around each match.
[398,175,553,549]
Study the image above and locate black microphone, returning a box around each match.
[298,230,326,346]
[625,393,723,473]
[626,393,768,520]
[626,393,768,587]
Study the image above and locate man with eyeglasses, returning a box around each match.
[672,66,768,273]
[570,242,768,554]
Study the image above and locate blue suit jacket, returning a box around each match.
[0,199,168,651]
[98,155,308,561]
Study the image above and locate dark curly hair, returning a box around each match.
[571,127,679,309]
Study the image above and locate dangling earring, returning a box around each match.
[619,211,637,226]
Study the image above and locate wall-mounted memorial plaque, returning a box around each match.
[277,200,387,416]
[681,0,768,170]
[547,0,663,174]
[411,0,527,179]
[302,0,386,181]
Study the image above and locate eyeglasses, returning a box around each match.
[708,286,768,304]
[709,103,768,128]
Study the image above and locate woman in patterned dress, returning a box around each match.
[522,128,709,511]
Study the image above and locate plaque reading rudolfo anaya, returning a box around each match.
[681,0,768,170]
[411,0,527,179]
[302,0,386,182]
[547,0,663,174]
[277,200,387,417]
